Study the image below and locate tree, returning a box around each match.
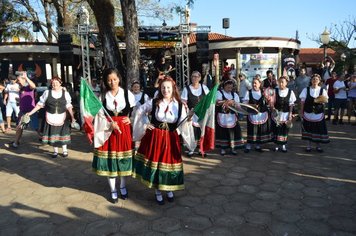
[13,0,57,42]
[310,16,356,74]
[86,0,126,86]
[120,0,139,88]
[0,0,32,42]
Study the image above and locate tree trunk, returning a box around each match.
[120,0,140,88]
[87,0,125,87]
[52,0,64,27]
[43,0,53,42]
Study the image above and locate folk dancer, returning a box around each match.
[215,79,244,155]
[299,74,329,152]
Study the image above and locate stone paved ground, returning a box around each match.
[1,120,356,236]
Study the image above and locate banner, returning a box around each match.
[12,60,47,84]
[240,54,278,82]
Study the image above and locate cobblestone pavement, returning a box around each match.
[1,121,356,236]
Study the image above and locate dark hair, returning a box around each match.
[102,68,121,91]
[9,75,17,80]
[223,79,235,87]
[131,80,141,88]
[266,70,273,75]
[155,76,181,106]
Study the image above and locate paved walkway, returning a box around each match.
[1,121,356,236]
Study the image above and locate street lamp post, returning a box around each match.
[320,28,330,60]
[341,53,347,75]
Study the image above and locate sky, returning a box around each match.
[159,0,356,48]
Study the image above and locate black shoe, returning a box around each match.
[155,194,165,205]
[198,152,208,157]
[316,147,324,153]
[325,117,330,121]
[244,148,250,153]
[339,120,344,125]
[220,149,226,156]
[51,152,58,158]
[4,142,18,149]
[111,191,119,203]
[231,150,237,155]
[120,187,128,200]
[255,147,263,153]
[332,120,338,125]
[166,192,174,203]
[305,147,312,152]
[62,152,68,158]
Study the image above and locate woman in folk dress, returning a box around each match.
[271,76,296,152]
[243,76,273,153]
[27,76,75,158]
[215,79,244,155]
[299,74,329,152]
[132,76,192,205]
[92,68,136,203]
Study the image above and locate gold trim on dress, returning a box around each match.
[132,173,184,191]
[94,149,133,159]
[92,168,132,177]
[135,153,183,172]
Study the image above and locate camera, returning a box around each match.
[15,71,25,76]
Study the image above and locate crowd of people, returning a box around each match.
[1,56,356,205]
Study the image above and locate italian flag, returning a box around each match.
[80,79,102,144]
[194,83,218,154]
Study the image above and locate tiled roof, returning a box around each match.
[299,48,337,64]
[189,33,233,44]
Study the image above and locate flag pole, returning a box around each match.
[99,107,122,134]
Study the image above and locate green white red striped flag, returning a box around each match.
[194,83,218,154]
[80,79,102,144]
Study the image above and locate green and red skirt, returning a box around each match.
[133,128,184,191]
[92,116,133,177]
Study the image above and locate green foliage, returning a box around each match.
[0,0,32,42]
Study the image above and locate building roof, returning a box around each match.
[189,33,233,44]
[299,48,337,64]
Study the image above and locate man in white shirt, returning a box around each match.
[3,75,20,130]
[332,75,348,124]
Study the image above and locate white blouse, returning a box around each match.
[104,87,136,113]
[139,99,186,124]
[133,91,150,106]
[273,88,297,122]
[216,90,240,104]
[38,89,72,108]
[299,87,328,121]
[181,84,210,101]
[243,90,262,103]
[277,88,297,105]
